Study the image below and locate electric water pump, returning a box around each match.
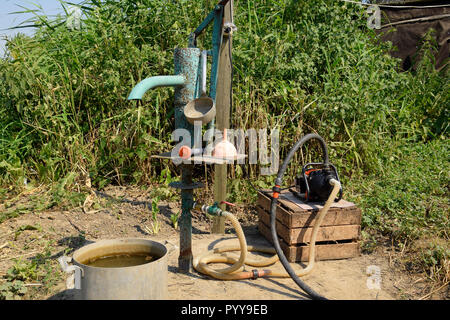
[294,160,342,202]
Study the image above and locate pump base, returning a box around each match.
[257,189,361,262]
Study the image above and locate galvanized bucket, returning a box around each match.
[60,238,168,300]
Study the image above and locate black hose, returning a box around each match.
[270,133,329,300]
[277,133,329,177]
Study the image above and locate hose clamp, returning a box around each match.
[272,185,281,199]
[223,22,237,36]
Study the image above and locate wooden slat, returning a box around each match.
[258,207,360,244]
[257,192,294,226]
[258,221,360,262]
[212,0,234,234]
[257,193,362,228]
[280,191,357,210]
[256,190,361,261]
[284,241,361,262]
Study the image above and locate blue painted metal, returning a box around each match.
[174,48,201,147]
[126,48,201,273]
[173,6,228,271]
[192,9,217,39]
[188,5,224,104]
[189,5,226,133]
[127,75,186,100]
[126,1,229,274]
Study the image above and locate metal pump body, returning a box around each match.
[127,1,232,273]
[295,163,342,202]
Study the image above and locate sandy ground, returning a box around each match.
[0,186,432,300]
[166,231,399,300]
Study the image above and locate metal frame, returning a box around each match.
[127,1,230,273]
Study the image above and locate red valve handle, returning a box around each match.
[220,200,236,207]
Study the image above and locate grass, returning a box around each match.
[0,0,448,298]
[0,238,63,300]
[0,178,88,224]
[346,139,449,243]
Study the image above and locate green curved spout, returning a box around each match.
[128,75,186,100]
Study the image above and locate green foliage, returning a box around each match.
[13,224,42,241]
[7,259,39,283]
[1,243,62,299]
[413,241,450,284]
[232,0,448,175]
[346,139,449,242]
[421,243,449,270]
[0,280,28,300]
[0,0,448,252]
[0,0,447,189]
[149,167,178,200]
[228,165,272,203]
[145,196,161,234]
[0,176,88,223]
[170,211,180,229]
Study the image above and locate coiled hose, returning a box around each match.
[192,174,341,299]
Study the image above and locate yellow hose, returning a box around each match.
[193,179,342,280]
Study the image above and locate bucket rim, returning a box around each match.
[72,238,168,270]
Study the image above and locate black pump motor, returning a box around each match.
[295,162,342,202]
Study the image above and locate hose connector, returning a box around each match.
[329,178,341,189]
[251,269,271,280]
[192,201,223,216]
[207,202,223,216]
[272,185,281,199]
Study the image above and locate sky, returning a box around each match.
[0,0,83,56]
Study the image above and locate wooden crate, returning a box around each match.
[257,189,361,262]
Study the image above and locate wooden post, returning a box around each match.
[212,0,233,234]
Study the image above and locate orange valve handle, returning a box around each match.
[272,185,281,199]
[179,146,192,159]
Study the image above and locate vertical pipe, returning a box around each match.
[179,164,194,273]
[173,48,201,273]
[201,50,208,96]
